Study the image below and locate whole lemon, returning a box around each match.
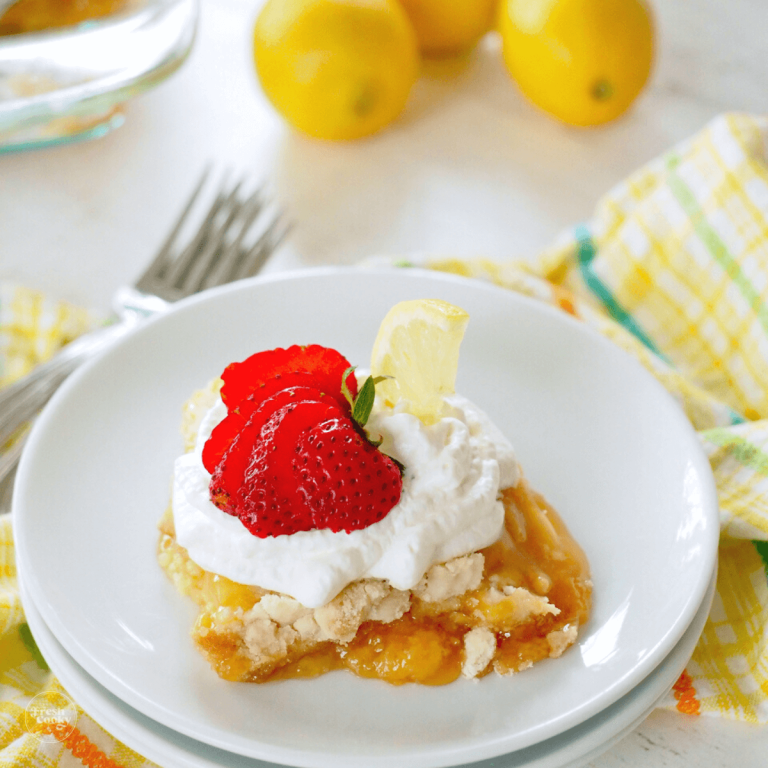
[396,0,498,57]
[498,0,654,126]
[254,0,419,141]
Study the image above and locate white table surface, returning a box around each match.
[2,0,767,765]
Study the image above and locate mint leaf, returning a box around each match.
[353,376,376,426]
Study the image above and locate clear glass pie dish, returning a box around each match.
[0,0,198,152]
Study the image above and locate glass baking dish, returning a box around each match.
[0,0,198,152]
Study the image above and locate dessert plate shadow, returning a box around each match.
[14,267,719,767]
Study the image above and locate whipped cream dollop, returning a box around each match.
[172,391,520,608]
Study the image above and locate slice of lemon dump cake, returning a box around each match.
[158,300,591,685]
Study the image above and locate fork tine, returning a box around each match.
[227,187,265,250]
[160,183,232,292]
[175,182,251,296]
[160,177,247,296]
[200,189,265,290]
[180,198,243,295]
[179,232,227,296]
[135,171,290,302]
[232,215,292,280]
[133,166,211,292]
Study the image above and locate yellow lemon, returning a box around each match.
[371,299,469,424]
[498,0,654,126]
[253,0,419,141]
[396,0,498,57]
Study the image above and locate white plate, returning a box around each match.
[14,267,719,767]
[19,566,717,768]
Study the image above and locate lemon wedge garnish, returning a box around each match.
[371,299,470,424]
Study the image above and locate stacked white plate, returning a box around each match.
[13,268,720,768]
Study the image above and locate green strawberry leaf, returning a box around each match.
[352,375,390,427]
[352,376,376,425]
[343,371,395,450]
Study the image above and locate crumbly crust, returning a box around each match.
[158,500,584,682]
[159,508,494,678]
[158,384,592,684]
[412,554,484,603]
[462,627,497,679]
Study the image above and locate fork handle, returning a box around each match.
[0,320,134,449]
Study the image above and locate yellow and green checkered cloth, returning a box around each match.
[2,112,768,766]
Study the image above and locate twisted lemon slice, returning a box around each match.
[371,299,469,424]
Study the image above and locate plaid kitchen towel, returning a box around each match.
[0,289,158,768]
[1,112,767,768]
[0,284,93,388]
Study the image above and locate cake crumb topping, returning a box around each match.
[462,627,497,679]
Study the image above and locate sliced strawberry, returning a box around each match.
[220,345,358,412]
[235,400,345,537]
[203,369,357,474]
[294,418,402,533]
[203,372,337,474]
[208,386,342,514]
[204,344,404,539]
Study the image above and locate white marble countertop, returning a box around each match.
[2,0,768,765]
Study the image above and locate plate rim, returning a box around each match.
[13,266,721,767]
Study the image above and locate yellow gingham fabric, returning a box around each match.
[0,290,158,767]
[0,284,93,388]
[1,113,767,766]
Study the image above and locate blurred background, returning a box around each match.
[1,0,766,314]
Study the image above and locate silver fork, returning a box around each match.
[0,170,289,508]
